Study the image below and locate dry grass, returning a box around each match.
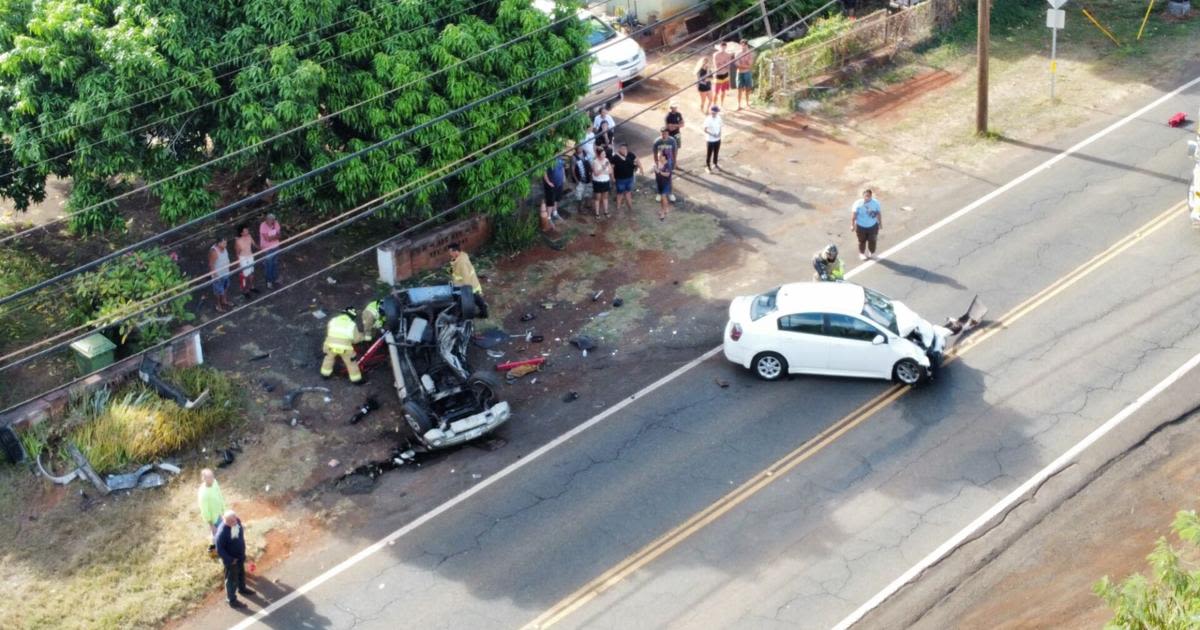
[0,463,275,630]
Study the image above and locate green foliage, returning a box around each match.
[922,0,1042,48]
[0,0,590,233]
[69,247,194,347]
[776,14,855,55]
[713,0,830,38]
[1095,509,1200,629]
[491,206,541,253]
[47,366,243,473]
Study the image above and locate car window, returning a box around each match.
[777,313,823,334]
[750,286,780,321]
[828,314,882,342]
[862,287,899,335]
[585,16,618,47]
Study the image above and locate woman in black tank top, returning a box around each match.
[695,57,713,114]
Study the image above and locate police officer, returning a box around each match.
[320,307,364,383]
[812,244,845,282]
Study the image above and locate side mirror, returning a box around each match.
[872,334,887,345]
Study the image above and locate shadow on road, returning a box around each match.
[874,258,967,290]
[1000,136,1190,185]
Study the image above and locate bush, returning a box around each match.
[69,248,194,348]
[491,206,542,254]
[1095,509,1200,628]
[62,367,242,473]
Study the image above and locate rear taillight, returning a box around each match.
[618,80,623,91]
[729,323,742,341]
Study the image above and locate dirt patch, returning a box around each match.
[850,69,961,123]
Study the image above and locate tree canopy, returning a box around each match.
[1096,509,1200,629]
[0,0,590,232]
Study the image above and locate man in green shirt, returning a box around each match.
[198,468,227,534]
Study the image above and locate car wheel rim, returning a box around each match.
[897,362,919,383]
[758,356,782,379]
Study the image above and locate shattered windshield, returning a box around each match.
[862,287,899,335]
[751,287,780,321]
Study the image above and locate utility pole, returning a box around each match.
[759,0,774,39]
[976,0,990,135]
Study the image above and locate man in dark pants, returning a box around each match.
[215,510,256,608]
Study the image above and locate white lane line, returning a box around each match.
[832,349,1200,630]
[231,75,1200,630]
[230,346,723,630]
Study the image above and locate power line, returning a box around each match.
[0,0,795,380]
[0,4,698,306]
[0,0,614,245]
[0,0,503,182]
[5,0,492,144]
[0,87,567,324]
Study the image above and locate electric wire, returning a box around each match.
[0,3,700,305]
[0,0,797,380]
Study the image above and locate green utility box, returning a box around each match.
[70,333,116,375]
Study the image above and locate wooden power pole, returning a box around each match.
[759,0,774,40]
[976,0,990,135]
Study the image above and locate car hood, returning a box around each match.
[894,300,934,345]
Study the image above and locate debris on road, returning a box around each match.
[563,391,580,403]
[138,356,210,410]
[105,462,181,491]
[348,398,378,425]
[496,357,546,372]
[312,309,327,319]
[472,328,509,349]
[520,313,537,322]
[715,378,730,388]
[283,386,333,410]
[592,290,604,302]
[612,297,624,308]
[249,353,271,362]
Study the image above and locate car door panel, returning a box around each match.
[825,314,896,378]
[774,313,829,373]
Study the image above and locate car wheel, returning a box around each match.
[893,358,925,385]
[402,401,435,437]
[752,352,788,381]
[468,370,503,407]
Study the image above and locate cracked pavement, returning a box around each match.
[181,79,1200,630]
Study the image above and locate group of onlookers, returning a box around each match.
[695,39,756,115]
[208,214,284,312]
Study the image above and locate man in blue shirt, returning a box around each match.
[850,188,882,260]
[215,510,256,608]
[541,154,566,226]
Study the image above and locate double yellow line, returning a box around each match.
[522,200,1184,629]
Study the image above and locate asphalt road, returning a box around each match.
[187,81,1200,630]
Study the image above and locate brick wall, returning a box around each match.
[376,215,493,286]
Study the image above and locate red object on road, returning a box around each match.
[496,357,546,371]
[1169,112,1188,127]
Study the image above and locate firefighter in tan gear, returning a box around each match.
[361,299,384,341]
[448,242,488,318]
[320,307,364,383]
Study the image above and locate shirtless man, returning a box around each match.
[233,224,258,298]
[712,42,735,110]
[735,39,755,111]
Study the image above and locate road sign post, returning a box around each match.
[1046,0,1067,101]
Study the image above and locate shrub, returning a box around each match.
[1095,509,1200,628]
[63,366,242,473]
[69,248,194,348]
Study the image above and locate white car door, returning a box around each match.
[824,314,896,378]
[773,313,829,373]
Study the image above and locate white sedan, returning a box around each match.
[723,282,949,385]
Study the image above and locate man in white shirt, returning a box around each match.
[704,105,723,173]
[592,102,615,133]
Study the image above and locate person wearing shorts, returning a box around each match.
[610,143,641,213]
[569,147,593,212]
[850,188,883,260]
[695,57,713,114]
[591,147,612,218]
[735,39,755,111]
[653,153,674,221]
[541,154,565,226]
[208,239,232,312]
[712,42,734,109]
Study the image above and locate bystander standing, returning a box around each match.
[735,39,755,111]
[233,225,258,299]
[695,57,714,114]
[258,213,282,289]
[569,146,593,213]
[713,42,735,109]
[665,102,685,174]
[593,102,615,134]
[208,239,232,312]
[591,146,613,219]
[541,152,566,227]
[704,106,724,173]
[610,143,642,213]
[850,188,883,260]
[654,153,674,221]
[652,127,678,173]
[215,510,256,609]
[198,468,226,535]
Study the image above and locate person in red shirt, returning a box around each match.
[258,213,282,289]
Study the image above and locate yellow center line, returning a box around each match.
[522,201,1183,630]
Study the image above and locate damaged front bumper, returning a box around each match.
[420,401,512,449]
